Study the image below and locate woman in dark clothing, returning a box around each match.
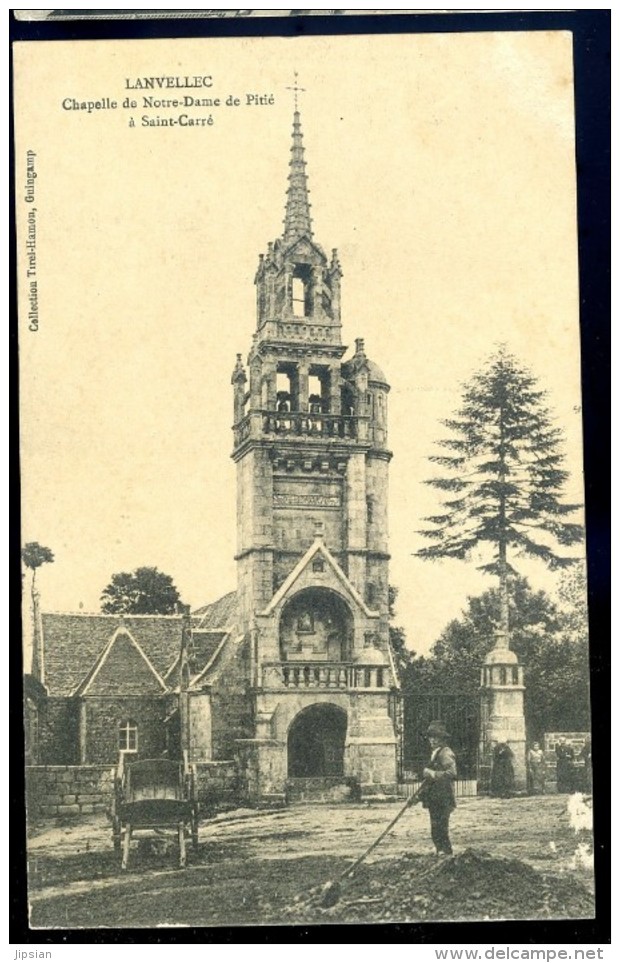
[555,737,576,793]
[490,742,515,797]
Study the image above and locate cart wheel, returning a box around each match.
[113,817,121,853]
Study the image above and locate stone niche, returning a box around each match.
[279,587,353,662]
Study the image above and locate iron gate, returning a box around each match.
[403,693,479,781]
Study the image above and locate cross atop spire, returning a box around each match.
[286,71,305,111]
[283,97,313,245]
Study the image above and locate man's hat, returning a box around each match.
[427,720,449,739]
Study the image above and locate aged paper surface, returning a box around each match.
[15,30,592,929]
[15,32,584,650]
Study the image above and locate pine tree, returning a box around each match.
[416,348,583,644]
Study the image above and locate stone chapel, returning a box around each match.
[28,106,402,805]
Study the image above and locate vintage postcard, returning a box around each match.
[15,25,598,931]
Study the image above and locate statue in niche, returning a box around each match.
[297,611,314,634]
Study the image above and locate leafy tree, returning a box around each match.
[22,541,55,602]
[100,566,181,615]
[416,347,583,642]
[556,562,589,646]
[406,577,590,737]
[388,585,415,679]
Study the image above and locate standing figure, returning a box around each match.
[555,737,575,793]
[421,720,457,856]
[527,742,546,794]
[490,742,515,797]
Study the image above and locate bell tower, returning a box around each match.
[231,99,399,804]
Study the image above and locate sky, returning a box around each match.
[15,30,585,660]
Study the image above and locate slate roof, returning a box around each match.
[40,612,185,697]
[192,591,238,630]
[40,593,240,697]
[191,629,229,669]
[164,629,229,687]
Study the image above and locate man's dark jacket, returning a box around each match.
[421,745,457,811]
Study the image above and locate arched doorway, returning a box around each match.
[287,703,348,778]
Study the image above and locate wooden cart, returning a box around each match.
[112,753,199,870]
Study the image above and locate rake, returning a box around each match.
[320,781,429,908]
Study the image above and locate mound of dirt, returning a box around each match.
[277,849,595,923]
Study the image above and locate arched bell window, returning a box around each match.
[291,264,312,317]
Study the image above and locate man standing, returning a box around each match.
[421,720,457,856]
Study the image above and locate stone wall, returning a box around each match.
[209,638,253,761]
[26,760,241,822]
[39,698,80,765]
[285,776,361,803]
[82,695,168,764]
[193,761,239,808]
[26,765,114,821]
[544,731,590,754]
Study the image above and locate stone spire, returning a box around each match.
[283,110,313,245]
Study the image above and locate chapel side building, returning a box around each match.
[229,108,401,803]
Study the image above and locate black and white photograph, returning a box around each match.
[13,15,607,935]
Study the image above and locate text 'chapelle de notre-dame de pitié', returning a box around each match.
[60,75,275,128]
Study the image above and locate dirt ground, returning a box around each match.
[27,795,594,929]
